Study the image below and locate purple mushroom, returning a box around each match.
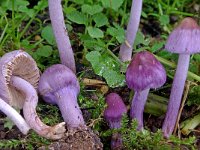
[162,17,200,138]
[48,0,76,73]
[38,64,103,149]
[119,0,143,62]
[126,51,166,130]
[38,64,84,128]
[104,93,127,150]
[0,50,66,139]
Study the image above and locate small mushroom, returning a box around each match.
[119,0,143,62]
[0,50,66,139]
[48,0,76,73]
[38,64,103,149]
[162,17,200,138]
[104,93,127,150]
[126,51,166,130]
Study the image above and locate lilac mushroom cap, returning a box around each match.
[165,17,200,54]
[104,93,127,129]
[104,93,127,150]
[38,64,85,128]
[162,17,200,138]
[126,51,166,91]
[126,51,166,130]
[0,50,39,108]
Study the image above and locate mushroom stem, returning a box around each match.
[55,87,85,129]
[111,133,123,150]
[162,54,190,138]
[130,88,150,130]
[10,76,66,140]
[48,0,76,73]
[119,0,143,62]
[0,97,30,134]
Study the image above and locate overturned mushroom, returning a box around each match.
[0,50,66,139]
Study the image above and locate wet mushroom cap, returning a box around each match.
[38,64,80,105]
[0,50,40,108]
[165,17,200,54]
[126,51,166,91]
[104,93,127,124]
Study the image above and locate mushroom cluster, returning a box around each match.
[0,50,66,139]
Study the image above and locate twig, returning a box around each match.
[173,81,191,135]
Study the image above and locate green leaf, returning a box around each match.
[151,41,165,52]
[63,7,76,14]
[87,27,104,38]
[36,46,53,57]
[133,31,150,48]
[106,26,125,43]
[33,0,48,11]
[67,11,88,25]
[93,13,108,27]
[41,26,55,45]
[81,4,103,15]
[4,117,15,130]
[18,6,34,17]
[159,15,169,25]
[86,51,125,87]
[101,0,124,10]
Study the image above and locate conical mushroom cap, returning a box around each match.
[104,93,127,129]
[126,51,166,91]
[0,50,40,109]
[165,17,200,54]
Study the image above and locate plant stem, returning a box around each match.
[145,93,168,116]
[130,88,150,130]
[162,54,190,138]
[154,55,200,82]
[180,112,200,135]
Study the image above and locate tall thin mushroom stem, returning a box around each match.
[10,76,66,140]
[119,0,143,62]
[48,0,76,73]
[0,98,30,134]
[162,54,190,138]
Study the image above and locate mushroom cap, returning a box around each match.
[104,93,127,128]
[0,50,40,109]
[126,51,166,91]
[38,64,80,105]
[165,17,200,54]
